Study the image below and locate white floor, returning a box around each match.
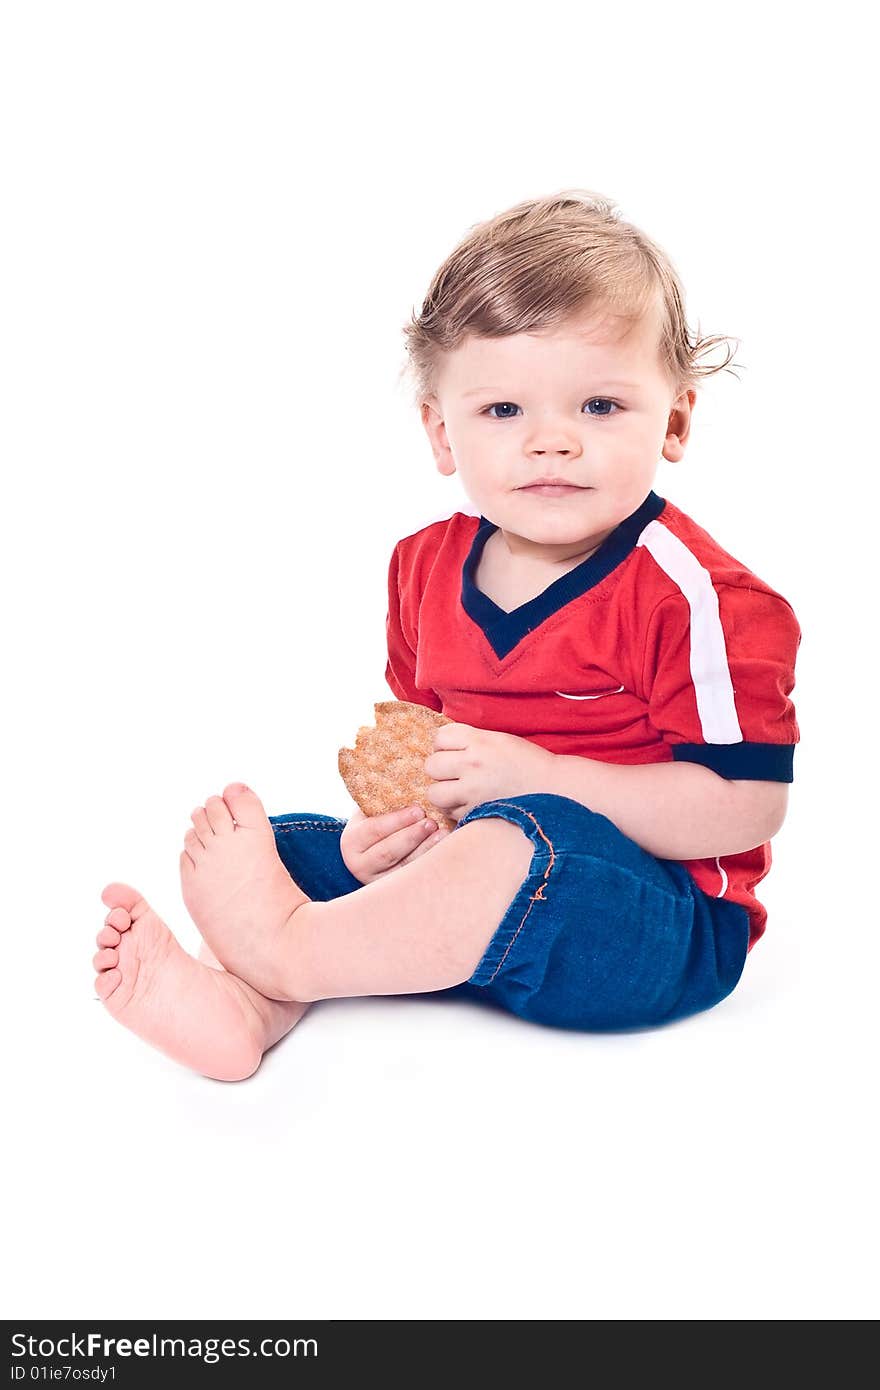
[6,787,875,1321]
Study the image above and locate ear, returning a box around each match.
[421,398,457,478]
[662,388,697,463]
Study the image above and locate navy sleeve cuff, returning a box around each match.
[671,742,795,782]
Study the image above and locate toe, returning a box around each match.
[106,907,131,934]
[184,829,203,860]
[95,967,122,999]
[180,849,195,875]
[222,783,268,830]
[205,794,235,835]
[190,806,212,846]
[97,924,121,948]
[93,947,119,971]
[101,883,150,918]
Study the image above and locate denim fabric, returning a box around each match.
[268,794,751,1032]
[268,811,363,902]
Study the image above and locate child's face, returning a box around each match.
[421,301,695,560]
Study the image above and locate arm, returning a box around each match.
[539,752,789,860]
[426,726,789,861]
[385,540,443,709]
[418,556,800,861]
[569,579,799,860]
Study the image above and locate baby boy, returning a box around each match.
[93,190,801,1079]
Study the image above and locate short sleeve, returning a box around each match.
[384,541,443,711]
[642,583,801,781]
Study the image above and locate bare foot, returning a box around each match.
[94,883,308,1081]
[179,782,310,998]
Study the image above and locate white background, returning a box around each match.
[2,0,876,1321]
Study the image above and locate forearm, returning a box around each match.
[540,753,783,860]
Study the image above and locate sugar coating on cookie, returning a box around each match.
[338,701,456,831]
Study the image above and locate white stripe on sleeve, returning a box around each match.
[637,520,743,744]
[714,856,729,896]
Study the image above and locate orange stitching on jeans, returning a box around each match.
[483,803,556,984]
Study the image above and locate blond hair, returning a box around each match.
[400,188,741,407]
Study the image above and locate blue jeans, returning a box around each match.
[268,793,751,1031]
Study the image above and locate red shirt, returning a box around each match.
[384,490,801,947]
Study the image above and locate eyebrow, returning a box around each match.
[461,381,639,396]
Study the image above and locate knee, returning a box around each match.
[455,814,535,875]
[446,817,536,977]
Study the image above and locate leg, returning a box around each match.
[179,783,751,1035]
[93,888,312,1081]
[197,940,224,969]
[195,938,312,1051]
[289,816,535,1000]
[179,783,535,1003]
[95,796,350,1079]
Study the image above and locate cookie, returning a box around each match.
[338,700,457,831]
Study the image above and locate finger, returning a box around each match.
[400,826,452,865]
[367,816,439,868]
[432,723,471,750]
[357,804,427,848]
[423,750,465,779]
[424,781,459,812]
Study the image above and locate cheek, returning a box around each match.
[459,461,505,497]
[593,430,656,475]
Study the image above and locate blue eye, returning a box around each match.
[483,398,621,419]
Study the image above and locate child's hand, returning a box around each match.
[423,723,554,821]
[339,805,452,886]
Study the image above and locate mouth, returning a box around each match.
[518,484,592,496]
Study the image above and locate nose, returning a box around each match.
[530,445,578,460]
[525,421,581,455]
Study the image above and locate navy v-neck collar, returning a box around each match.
[461,490,667,660]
